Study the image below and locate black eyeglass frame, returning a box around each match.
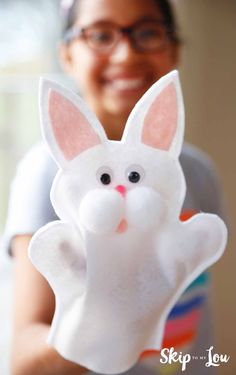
[62,18,175,53]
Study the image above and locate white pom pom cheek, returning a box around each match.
[126,187,167,231]
[79,189,125,234]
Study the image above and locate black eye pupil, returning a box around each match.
[128,171,140,183]
[100,173,111,185]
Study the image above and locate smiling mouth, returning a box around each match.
[105,77,149,92]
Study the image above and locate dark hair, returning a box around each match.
[61,0,80,32]
[156,0,180,44]
[61,0,180,44]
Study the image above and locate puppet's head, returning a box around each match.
[40,70,185,235]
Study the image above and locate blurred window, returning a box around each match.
[0,0,62,234]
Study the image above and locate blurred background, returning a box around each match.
[0,0,235,373]
[176,2,236,374]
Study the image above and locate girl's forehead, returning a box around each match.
[75,0,161,25]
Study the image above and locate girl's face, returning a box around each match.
[61,0,179,139]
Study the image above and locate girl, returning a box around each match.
[4,0,224,374]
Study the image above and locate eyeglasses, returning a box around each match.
[63,19,173,54]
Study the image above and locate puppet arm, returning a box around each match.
[28,221,86,303]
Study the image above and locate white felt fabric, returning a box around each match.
[29,71,227,374]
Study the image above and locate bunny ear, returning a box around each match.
[39,79,107,168]
[122,70,184,159]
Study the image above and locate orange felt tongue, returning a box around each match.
[116,219,128,233]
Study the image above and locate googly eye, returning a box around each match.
[126,164,145,184]
[100,173,111,185]
[96,166,113,185]
[128,171,140,183]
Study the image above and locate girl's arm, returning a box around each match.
[11,235,87,375]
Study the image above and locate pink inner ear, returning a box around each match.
[142,83,178,150]
[49,90,101,161]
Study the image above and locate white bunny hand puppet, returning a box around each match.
[29,70,227,374]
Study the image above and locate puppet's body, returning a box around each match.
[34,206,224,373]
[29,71,227,374]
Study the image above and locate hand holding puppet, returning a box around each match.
[29,71,227,374]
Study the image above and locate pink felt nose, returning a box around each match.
[115,185,126,197]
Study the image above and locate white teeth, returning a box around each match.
[110,78,145,90]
